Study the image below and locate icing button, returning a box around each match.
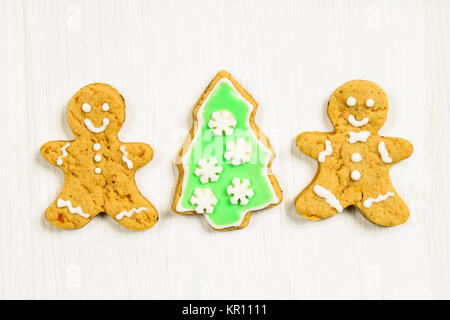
[351,153,362,163]
[94,154,101,162]
[95,168,102,174]
[351,170,361,181]
[93,143,101,151]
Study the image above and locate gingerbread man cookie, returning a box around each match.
[295,80,413,226]
[41,83,158,230]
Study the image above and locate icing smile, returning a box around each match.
[84,118,109,133]
[348,115,369,127]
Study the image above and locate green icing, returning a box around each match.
[180,80,276,227]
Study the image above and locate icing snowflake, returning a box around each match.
[194,157,223,183]
[224,139,251,165]
[190,188,218,214]
[208,110,237,136]
[227,178,254,206]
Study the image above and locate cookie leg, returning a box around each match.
[295,182,344,221]
[45,194,93,229]
[356,190,409,226]
[105,190,158,231]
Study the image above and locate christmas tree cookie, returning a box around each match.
[173,71,282,230]
[295,80,413,226]
[41,83,158,230]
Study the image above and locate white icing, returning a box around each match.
[93,143,101,151]
[102,103,109,111]
[318,139,332,163]
[56,198,90,219]
[224,139,252,166]
[378,141,392,163]
[56,143,70,166]
[351,170,361,181]
[348,115,369,127]
[120,146,133,169]
[348,131,371,143]
[313,185,343,212]
[227,178,254,206]
[351,153,362,162]
[84,118,109,133]
[82,103,91,113]
[194,158,223,184]
[346,97,356,107]
[94,154,101,162]
[190,188,218,214]
[208,110,237,136]
[363,192,395,208]
[116,207,147,220]
[366,99,374,107]
[95,168,101,174]
[176,78,280,229]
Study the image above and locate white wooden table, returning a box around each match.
[1,0,449,299]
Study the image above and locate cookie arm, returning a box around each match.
[40,140,71,166]
[121,142,154,169]
[381,137,413,164]
[296,131,329,159]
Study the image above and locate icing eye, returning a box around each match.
[365,99,374,107]
[346,97,356,107]
[102,103,110,111]
[82,103,92,113]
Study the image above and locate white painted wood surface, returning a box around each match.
[0,0,449,299]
